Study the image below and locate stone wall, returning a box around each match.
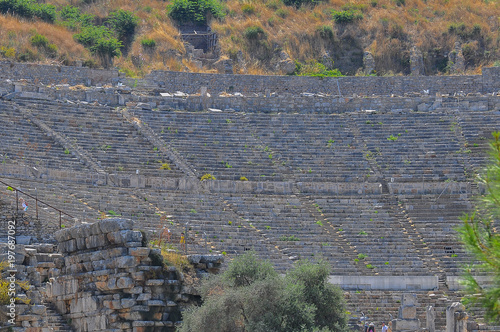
[0,61,120,86]
[0,61,499,99]
[3,79,500,114]
[45,218,223,332]
[145,67,500,96]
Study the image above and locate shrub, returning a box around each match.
[107,9,139,40]
[275,8,288,18]
[74,25,112,48]
[0,0,55,22]
[141,38,156,48]
[295,60,343,77]
[283,0,316,8]
[17,48,38,62]
[265,0,281,9]
[30,34,49,48]
[167,0,226,25]
[244,25,265,40]
[241,3,255,14]
[332,9,363,23]
[316,25,333,39]
[59,5,94,30]
[0,46,15,58]
[160,162,171,170]
[200,173,216,181]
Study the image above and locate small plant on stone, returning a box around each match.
[190,209,197,214]
[240,176,248,181]
[64,149,70,154]
[160,163,171,170]
[315,220,323,226]
[366,264,375,269]
[200,173,216,181]
[357,253,367,260]
[228,221,232,225]
[387,135,398,141]
[280,235,300,241]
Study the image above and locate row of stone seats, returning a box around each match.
[135,109,372,182]
[457,109,500,169]
[0,101,86,173]
[222,193,361,275]
[4,175,476,276]
[312,194,430,275]
[402,194,477,275]
[2,177,293,270]
[136,108,286,181]
[14,99,184,178]
[245,112,371,182]
[355,111,468,182]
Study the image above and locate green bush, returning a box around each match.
[107,9,139,40]
[244,25,265,40]
[167,0,226,25]
[295,60,343,77]
[30,34,49,48]
[92,37,122,59]
[332,9,363,23]
[59,5,94,30]
[141,38,157,48]
[0,0,55,22]
[316,25,333,39]
[275,8,288,18]
[74,25,112,48]
[282,0,316,8]
[241,3,255,14]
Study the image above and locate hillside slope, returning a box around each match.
[0,0,498,76]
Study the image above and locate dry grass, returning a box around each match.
[0,0,498,74]
[0,14,90,63]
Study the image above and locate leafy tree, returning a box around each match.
[458,131,500,323]
[167,0,226,25]
[179,252,347,332]
[59,5,94,30]
[107,9,138,41]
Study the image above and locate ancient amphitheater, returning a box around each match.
[0,61,499,331]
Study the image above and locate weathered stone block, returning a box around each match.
[129,247,150,257]
[99,218,133,233]
[117,277,134,289]
[114,255,137,268]
[146,279,164,286]
[121,298,137,309]
[392,319,420,331]
[137,293,151,301]
[86,234,107,249]
[400,305,417,319]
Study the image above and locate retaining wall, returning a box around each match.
[1,61,499,97]
[145,67,500,96]
[0,61,120,86]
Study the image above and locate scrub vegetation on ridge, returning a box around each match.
[0,0,498,75]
